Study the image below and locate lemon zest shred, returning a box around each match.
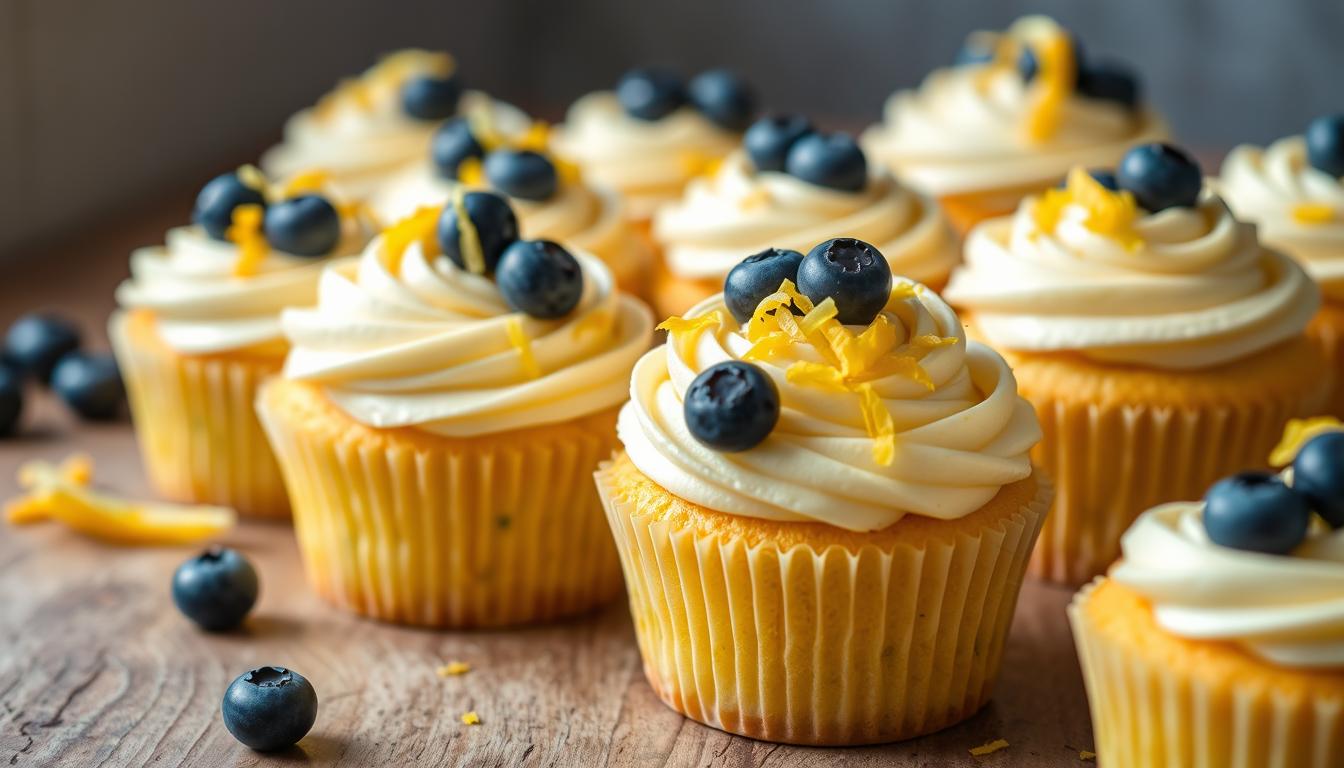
[1292,202,1336,225]
[848,315,899,373]
[436,661,471,677]
[227,204,269,277]
[451,187,487,275]
[779,279,815,313]
[798,297,838,336]
[236,164,270,198]
[460,711,481,726]
[658,311,726,361]
[458,156,485,186]
[1022,25,1076,143]
[969,738,1010,757]
[505,318,541,379]
[280,168,331,198]
[857,384,896,467]
[571,307,613,340]
[742,331,793,362]
[514,121,551,152]
[1269,416,1344,466]
[786,361,849,392]
[1080,750,1097,762]
[1033,168,1144,250]
[681,152,722,178]
[381,206,441,276]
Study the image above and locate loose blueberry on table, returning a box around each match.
[616,68,687,121]
[744,114,814,173]
[1203,472,1311,555]
[1305,114,1344,178]
[723,247,805,323]
[785,132,868,193]
[432,117,485,179]
[437,190,520,274]
[687,69,756,132]
[797,238,893,326]
[221,666,318,752]
[1116,143,1203,213]
[172,546,259,632]
[1291,432,1344,528]
[4,312,82,384]
[684,360,780,452]
[485,150,559,202]
[194,172,267,242]
[401,73,462,121]
[0,363,22,437]
[263,195,342,257]
[496,240,584,319]
[50,351,124,421]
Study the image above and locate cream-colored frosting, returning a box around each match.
[1111,501,1344,668]
[1220,136,1344,301]
[550,92,739,219]
[653,152,958,286]
[944,192,1320,369]
[279,236,654,437]
[617,286,1041,530]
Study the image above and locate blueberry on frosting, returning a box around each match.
[724,248,805,323]
[1305,114,1344,178]
[401,73,462,121]
[1116,143,1203,213]
[1077,61,1141,110]
[785,132,868,193]
[616,68,687,121]
[1203,472,1311,555]
[688,69,756,132]
[484,150,558,202]
[495,240,584,319]
[683,360,780,452]
[436,190,519,275]
[744,115,813,173]
[797,238,892,325]
[194,172,267,242]
[263,195,342,257]
[432,117,485,179]
[1291,431,1344,528]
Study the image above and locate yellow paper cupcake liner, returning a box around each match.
[937,181,1053,237]
[109,310,290,518]
[256,377,624,628]
[1070,579,1344,768]
[1306,298,1344,418]
[596,453,1051,745]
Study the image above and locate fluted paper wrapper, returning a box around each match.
[937,181,1050,237]
[109,311,290,518]
[1070,580,1344,768]
[597,460,1051,745]
[1306,300,1344,418]
[257,380,624,628]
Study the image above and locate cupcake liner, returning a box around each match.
[109,311,290,518]
[1306,299,1344,418]
[596,457,1051,745]
[257,378,624,628]
[936,182,1051,237]
[1070,580,1344,768]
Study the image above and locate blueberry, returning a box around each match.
[437,191,519,275]
[4,313,81,384]
[1291,431,1344,528]
[1203,472,1311,555]
[615,68,686,121]
[796,238,892,326]
[744,115,814,173]
[785,132,868,193]
[172,547,259,631]
[485,150,558,201]
[1078,61,1140,109]
[51,352,123,421]
[431,117,484,179]
[221,666,317,752]
[1116,143,1203,213]
[401,74,461,121]
[1057,168,1120,191]
[687,69,756,131]
[683,361,780,452]
[0,363,22,437]
[1305,114,1344,178]
[496,240,584,319]
[263,195,341,257]
[723,248,805,323]
[194,173,267,242]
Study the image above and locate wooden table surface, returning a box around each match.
[0,201,1097,767]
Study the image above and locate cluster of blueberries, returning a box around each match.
[955,32,1142,110]
[682,237,894,453]
[0,313,125,436]
[743,115,869,193]
[615,68,756,131]
[432,117,559,201]
[194,173,344,257]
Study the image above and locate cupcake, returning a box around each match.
[863,15,1168,235]
[370,115,653,296]
[111,167,378,518]
[550,68,754,226]
[598,237,1049,744]
[650,116,959,319]
[1220,115,1344,416]
[1070,422,1343,768]
[944,143,1328,584]
[257,191,654,627]
[260,49,529,200]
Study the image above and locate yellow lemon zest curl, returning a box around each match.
[505,317,541,379]
[1270,416,1344,466]
[1033,168,1145,251]
[227,204,269,277]
[381,205,441,276]
[1292,202,1337,225]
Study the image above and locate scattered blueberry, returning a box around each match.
[1078,61,1140,109]
[1305,114,1344,178]
[401,74,461,121]
[723,248,805,323]
[1116,143,1203,213]
[485,150,558,201]
[4,313,81,384]
[1057,168,1120,191]
[496,240,584,319]
[744,115,814,174]
[437,191,519,275]
[616,69,686,121]
[797,238,892,326]
[683,361,780,452]
[0,363,22,437]
[193,173,268,242]
[785,132,867,193]
[1203,472,1311,555]
[431,117,485,179]
[1291,432,1344,528]
[172,546,259,632]
[221,666,318,752]
[688,69,755,131]
[263,195,341,257]
[50,352,123,421]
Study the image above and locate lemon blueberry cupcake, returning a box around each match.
[1070,422,1344,767]
[863,16,1168,234]
[550,69,754,226]
[944,143,1328,584]
[257,191,654,627]
[650,116,959,318]
[261,49,529,200]
[112,167,377,518]
[599,237,1049,744]
[1221,115,1344,416]
[370,115,653,296]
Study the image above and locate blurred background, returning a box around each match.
[1,0,1340,259]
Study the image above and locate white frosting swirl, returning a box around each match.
[1111,501,1344,668]
[618,287,1041,531]
[279,236,654,437]
[653,152,958,286]
[944,192,1320,369]
[1220,136,1344,300]
[550,92,739,219]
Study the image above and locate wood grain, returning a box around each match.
[0,198,1097,767]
